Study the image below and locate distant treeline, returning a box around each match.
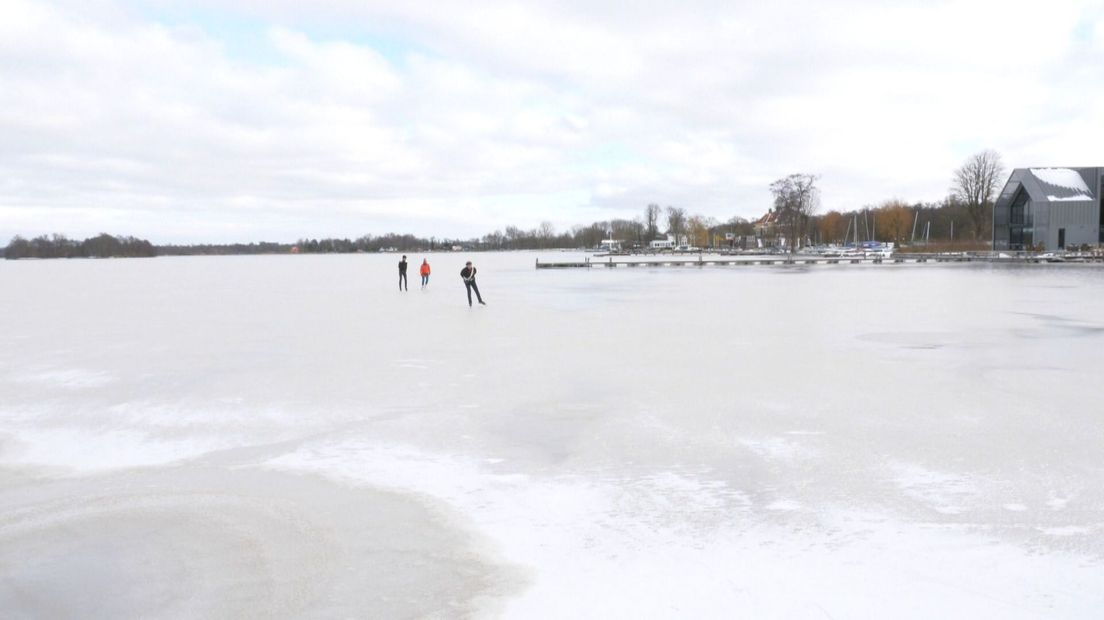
[1,232,463,259]
[2,196,994,260]
[291,233,434,253]
[157,241,292,255]
[3,234,156,259]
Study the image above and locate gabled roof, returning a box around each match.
[755,210,778,226]
[997,167,1100,208]
[1027,168,1094,202]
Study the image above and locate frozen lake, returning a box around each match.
[2,252,1103,618]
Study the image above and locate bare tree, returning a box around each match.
[665,206,687,245]
[950,150,1004,241]
[609,218,644,247]
[769,174,820,253]
[645,204,661,241]
[538,221,555,248]
[727,216,753,236]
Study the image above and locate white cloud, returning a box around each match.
[1,0,1102,243]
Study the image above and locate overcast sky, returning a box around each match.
[2,0,1102,243]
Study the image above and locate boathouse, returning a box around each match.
[992,167,1104,251]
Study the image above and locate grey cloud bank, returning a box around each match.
[1,0,1102,243]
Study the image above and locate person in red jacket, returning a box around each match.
[419,259,431,289]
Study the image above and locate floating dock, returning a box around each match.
[535,254,1103,269]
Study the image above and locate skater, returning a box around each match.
[420,259,431,288]
[398,255,408,291]
[460,261,486,306]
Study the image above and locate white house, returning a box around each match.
[649,235,676,249]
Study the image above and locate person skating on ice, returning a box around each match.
[460,261,486,306]
[420,258,431,289]
[398,255,408,291]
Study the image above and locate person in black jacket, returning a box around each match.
[398,255,408,291]
[460,261,486,306]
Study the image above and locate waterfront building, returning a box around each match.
[650,235,676,250]
[754,209,779,243]
[992,167,1104,251]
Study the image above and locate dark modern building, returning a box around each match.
[992,167,1104,251]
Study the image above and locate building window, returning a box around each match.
[1010,190,1027,225]
[1009,189,1029,249]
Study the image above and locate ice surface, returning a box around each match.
[2,253,1104,618]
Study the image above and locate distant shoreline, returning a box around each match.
[1,232,1001,261]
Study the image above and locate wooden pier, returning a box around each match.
[535,254,1101,269]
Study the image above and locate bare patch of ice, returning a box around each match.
[766,499,801,511]
[739,436,814,462]
[889,462,977,515]
[10,368,114,389]
[1046,497,1070,510]
[1,428,240,472]
[1039,526,1092,537]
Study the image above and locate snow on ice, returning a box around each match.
[2,253,1103,618]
